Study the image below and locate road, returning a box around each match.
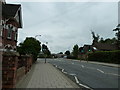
[40,58,119,89]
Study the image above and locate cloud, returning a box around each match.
[6,1,118,53]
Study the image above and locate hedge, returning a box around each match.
[88,50,120,64]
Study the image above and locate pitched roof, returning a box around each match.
[2,3,22,28]
[2,4,20,18]
[93,42,117,51]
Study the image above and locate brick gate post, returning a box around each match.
[2,51,19,88]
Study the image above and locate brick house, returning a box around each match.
[0,0,22,52]
[0,1,23,89]
[92,42,117,51]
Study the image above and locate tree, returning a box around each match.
[72,44,79,59]
[99,37,104,43]
[17,37,41,63]
[113,24,120,49]
[59,52,63,54]
[65,50,70,56]
[42,44,51,57]
[91,31,100,45]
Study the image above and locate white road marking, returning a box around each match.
[69,73,76,76]
[79,83,92,89]
[74,76,79,84]
[73,60,79,62]
[72,63,74,64]
[74,76,92,89]
[55,65,57,68]
[62,69,64,72]
[97,69,104,73]
[81,65,85,68]
[106,73,120,77]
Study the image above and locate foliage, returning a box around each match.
[72,44,79,59]
[42,44,51,57]
[64,50,70,56]
[17,37,41,63]
[91,31,100,45]
[99,37,117,44]
[113,24,120,49]
[59,52,63,54]
[88,50,120,64]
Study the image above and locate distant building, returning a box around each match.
[51,53,66,58]
[0,1,22,51]
[79,44,94,54]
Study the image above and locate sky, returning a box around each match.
[6,0,119,53]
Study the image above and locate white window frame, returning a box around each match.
[7,24,13,39]
[0,29,2,36]
[14,31,17,41]
[0,20,2,25]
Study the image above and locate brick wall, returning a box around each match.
[2,51,33,89]
[2,51,19,88]
[0,51,2,90]
[19,55,32,74]
[16,66,25,84]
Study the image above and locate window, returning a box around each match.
[14,31,17,41]
[0,29,2,36]
[7,24,13,39]
[0,20,2,25]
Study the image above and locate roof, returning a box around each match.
[93,42,117,51]
[83,44,94,52]
[2,3,22,28]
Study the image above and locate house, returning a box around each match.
[0,1,22,52]
[79,44,94,54]
[0,1,22,89]
[92,42,117,51]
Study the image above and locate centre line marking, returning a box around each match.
[81,65,84,68]
[97,69,104,73]
[106,73,120,77]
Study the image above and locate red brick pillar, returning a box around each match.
[2,52,19,88]
[0,51,3,89]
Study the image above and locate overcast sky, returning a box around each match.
[6,0,118,53]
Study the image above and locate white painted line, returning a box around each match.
[81,65,85,68]
[74,76,92,89]
[55,65,57,68]
[72,63,74,64]
[106,73,120,77]
[79,83,92,89]
[97,69,104,73]
[86,66,96,70]
[62,69,64,72]
[63,72,67,74]
[73,60,78,62]
[69,73,76,76]
[74,76,79,84]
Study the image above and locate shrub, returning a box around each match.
[88,50,120,64]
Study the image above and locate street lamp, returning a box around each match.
[44,42,48,63]
[35,35,41,39]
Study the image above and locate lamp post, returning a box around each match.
[44,42,48,63]
[35,35,41,39]
[35,35,41,58]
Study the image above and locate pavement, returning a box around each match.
[16,59,80,88]
[87,61,120,68]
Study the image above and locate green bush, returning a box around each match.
[88,50,120,64]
